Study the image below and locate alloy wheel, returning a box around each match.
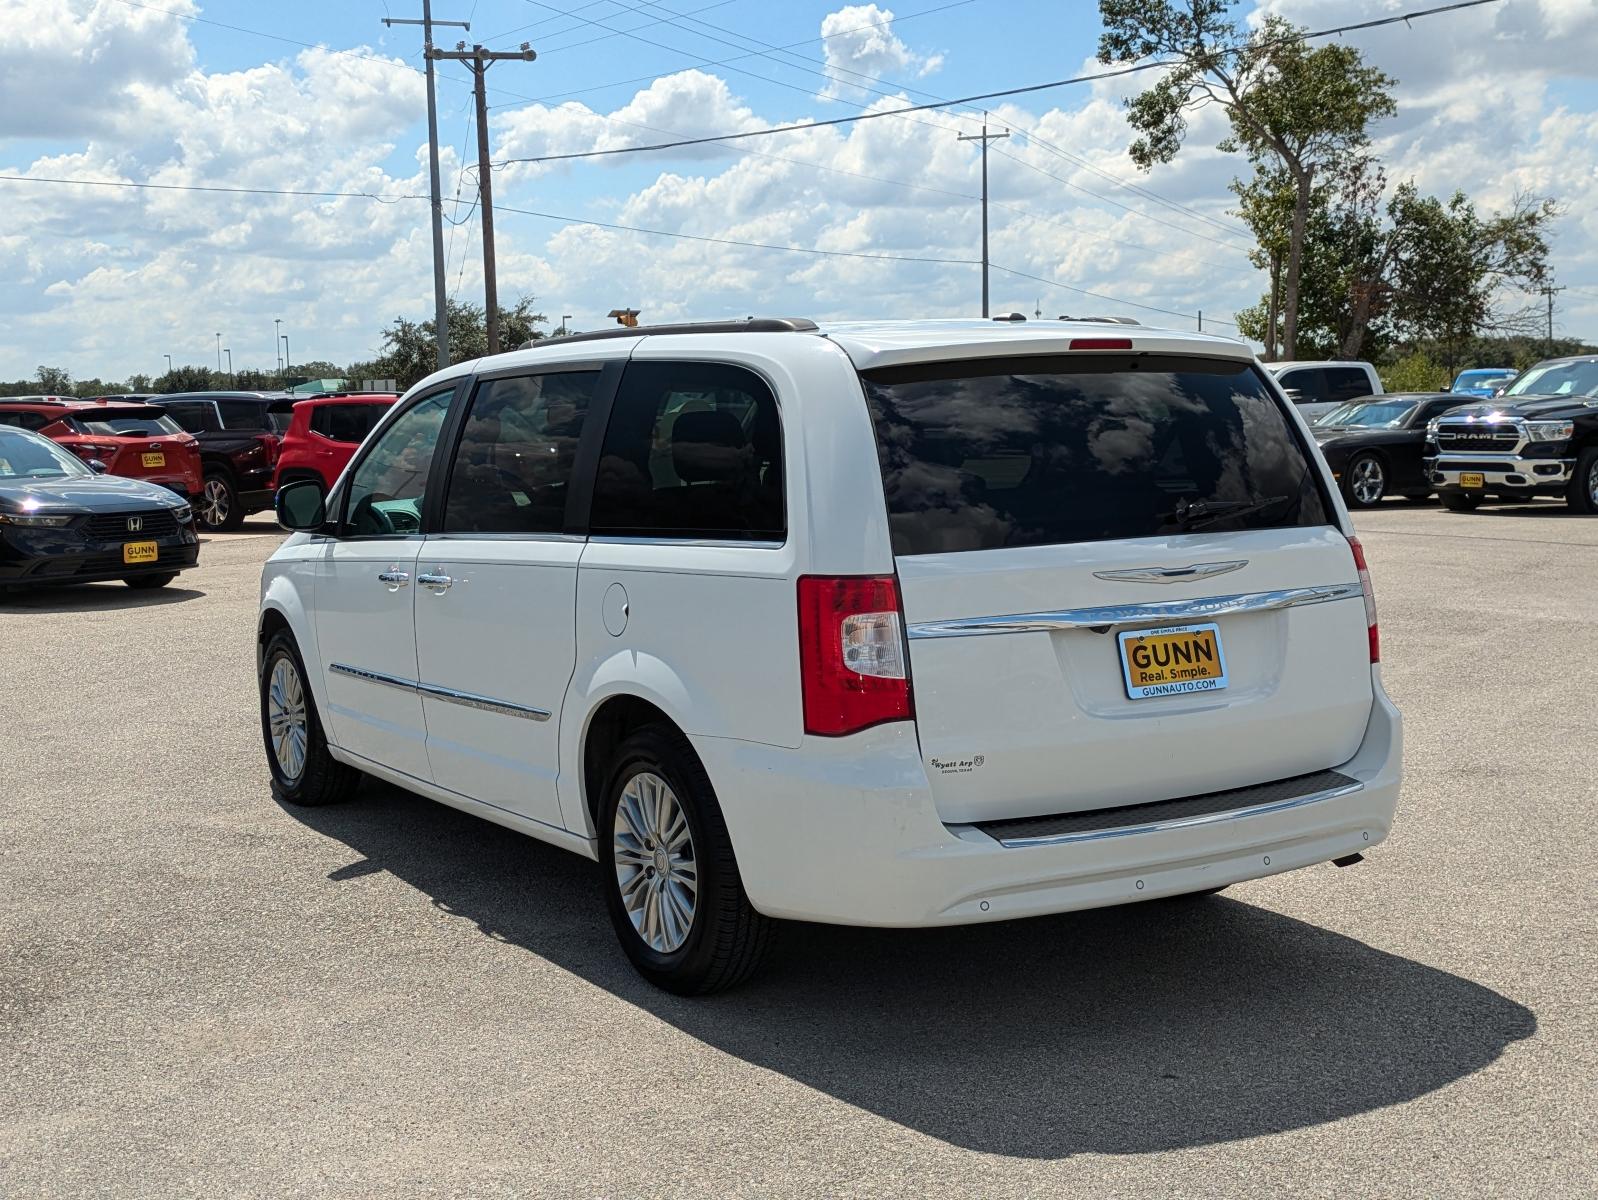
[612,771,698,954]
[267,656,309,782]
[1351,457,1385,505]
[1589,458,1598,507]
[201,478,231,528]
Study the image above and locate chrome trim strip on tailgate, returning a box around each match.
[906,583,1363,640]
[328,663,550,721]
[973,775,1365,849]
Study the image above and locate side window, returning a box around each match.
[589,361,784,542]
[342,390,454,537]
[0,412,47,430]
[309,406,334,438]
[328,404,387,444]
[165,403,222,434]
[217,400,268,431]
[1278,369,1327,404]
[1328,368,1374,403]
[442,372,598,534]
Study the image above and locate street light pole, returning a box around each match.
[274,318,282,376]
[560,313,572,337]
[224,348,232,383]
[281,335,291,379]
[163,354,172,375]
[215,332,222,373]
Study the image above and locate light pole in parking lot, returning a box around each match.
[215,333,222,374]
[274,318,282,377]
[223,348,233,383]
[281,334,291,379]
[163,354,172,375]
[560,313,572,337]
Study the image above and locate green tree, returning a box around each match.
[374,297,549,390]
[1098,2,1395,359]
[36,365,72,394]
[155,365,217,393]
[125,373,153,393]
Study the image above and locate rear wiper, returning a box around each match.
[1165,495,1293,530]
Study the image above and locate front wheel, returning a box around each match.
[1342,454,1387,508]
[1569,446,1598,515]
[199,471,244,532]
[600,725,774,994]
[1441,491,1482,512]
[125,573,177,590]
[260,630,361,806]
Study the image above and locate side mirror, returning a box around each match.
[275,478,328,532]
[87,459,109,474]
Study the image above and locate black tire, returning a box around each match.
[598,724,774,995]
[1441,491,1482,512]
[124,573,177,590]
[259,630,361,807]
[1568,446,1598,515]
[1341,453,1387,509]
[199,469,244,532]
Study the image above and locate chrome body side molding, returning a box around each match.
[906,583,1363,640]
[328,663,550,721]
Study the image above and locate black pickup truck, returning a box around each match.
[1424,355,1598,513]
[145,392,294,531]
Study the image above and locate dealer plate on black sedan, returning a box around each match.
[1117,622,1228,700]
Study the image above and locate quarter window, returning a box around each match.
[1277,369,1327,404]
[589,361,784,541]
[441,372,599,534]
[1326,368,1375,403]
[342,390,453,536]
[217,400,269,431]
[313,403,387,444]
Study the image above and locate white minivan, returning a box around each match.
[260,318,1402,993]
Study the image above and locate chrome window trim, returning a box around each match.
[906,583,1363,640]
[328,663,550,721]
[970,779,1365,849]
[587,534,786,550]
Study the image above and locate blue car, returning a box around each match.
[1449,368,1517,397]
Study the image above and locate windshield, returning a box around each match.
[861,355,1331,553]
[66,411,185,437]
[0,427,92,479]
[1317,400,1418,428]
[1454,371,1514,389]
[1505,360,1598,398]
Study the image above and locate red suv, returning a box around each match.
[273,393,397,492]
[0,397,203,502]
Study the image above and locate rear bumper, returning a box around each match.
[699,677,1402,927]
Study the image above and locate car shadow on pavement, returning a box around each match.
[286,782,1536,1160]
[0,583,205,611]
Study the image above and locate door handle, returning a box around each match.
[418,573,453,592]
[377,570,410,589]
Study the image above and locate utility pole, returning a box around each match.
[1540,283,1566,357]
[1197,310,1203,332]
[957,116,1008,318]
[430,41,537,356]
[385,5,471,371]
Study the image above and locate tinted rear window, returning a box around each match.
[861,354,1332,555]
[67,411,184,437]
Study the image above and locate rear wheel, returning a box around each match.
[600,724,774,994]
[1342,453,1386,508]
[1568,447,1598,515]
[125,573,177,590]
[1441,491,1482,512]
[260,630,361,806]
[199,470,244,532]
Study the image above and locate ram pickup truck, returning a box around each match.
[1425,357,1598,513]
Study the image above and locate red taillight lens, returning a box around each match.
[1068,337,1133,351]
[72,442,117,461]
[797,575,913,737]
[1347,535,1379,663]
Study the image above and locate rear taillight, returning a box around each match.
[72,442,117,461]
[256,434,279,466]
[1068,337,1134,351]
[797,575,913,737]
[1347,535,1379,663]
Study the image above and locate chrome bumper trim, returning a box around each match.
[1428,454,1573,486]
[328,663,550,721]
[906,583,1363,640]
[977,780,1365,849]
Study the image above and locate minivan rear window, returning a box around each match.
[861,354,1332,555]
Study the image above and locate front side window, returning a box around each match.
[442,372,599,534]
[342,390,454,536]
[0,411,49,431]
[589,361,784,541]
[862,354,1332,555]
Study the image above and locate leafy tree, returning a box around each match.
[234,369,277,390]
[155,365,217,393]
[1378,352,1449,393]
[1098,2,1395,358]
[125,374,153,393]
[36,365,72,394]
[373,297,549,390]
[291,361,344,380]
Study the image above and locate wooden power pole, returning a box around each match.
[428,41,536,355]
[957,117,1009,318]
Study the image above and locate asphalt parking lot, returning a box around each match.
[2,504,1594,1198]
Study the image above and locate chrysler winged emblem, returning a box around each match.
[1093,560,1247,584]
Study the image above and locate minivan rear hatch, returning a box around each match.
[858,351,1373,824]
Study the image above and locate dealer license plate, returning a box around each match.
[123,541,158,565]
[1118,622,1228,700]
[1460,472,1485,489]
[142,452,165,468]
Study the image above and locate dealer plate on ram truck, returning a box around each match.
[1117,622,1228,700]
[141,451,165,468]
[1460,472,1485,489]
[122,541,158,565]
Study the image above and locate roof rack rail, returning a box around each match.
[1057,315,1142,325]
[517,317,818,351]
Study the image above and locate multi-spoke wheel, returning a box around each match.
[1343,453,1386,509]
[259,629,360,806]
[199,471,244,532]
[599,724,774,994]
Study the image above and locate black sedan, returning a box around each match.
[1310,393,1475,508]
[0,426,199,593]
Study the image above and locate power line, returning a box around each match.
[991,263,1238,328]
[0,173,426,201]
[494,1,1505,167]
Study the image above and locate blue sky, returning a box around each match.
[3,0,1597,379]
